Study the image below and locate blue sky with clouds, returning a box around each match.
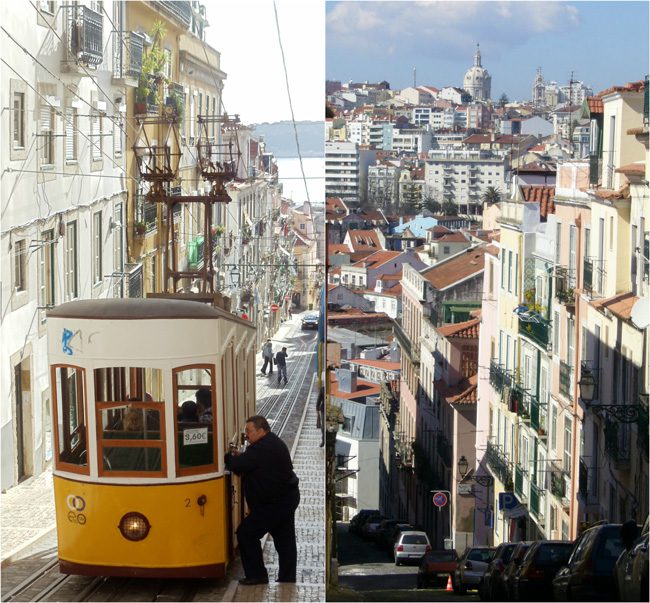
[326,1,649,101]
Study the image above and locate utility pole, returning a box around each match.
[413,67,416,88]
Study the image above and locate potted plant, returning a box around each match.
[165,85,185,119]
[134,221,146,236]
[135,21,169,114]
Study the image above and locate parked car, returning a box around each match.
[616,517,649,601]
[417,549,458,588]
[453,546,496,594]
[301,313,319,330]
[478,542,516,601]
[552,522,640,602]
[360,515,386,540]
[348,509,379,534]
[513,540,574,601]
[500,541,533,600]
[374,519,404,546]
[383,523,415,552]
[393,531,431,565]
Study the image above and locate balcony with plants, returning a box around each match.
[555,267,576,307]
[518,287,550,350]
[486,441,512,488]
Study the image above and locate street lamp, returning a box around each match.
[578,367,596,404]
[458,455,469,479]
[230,267,241,287]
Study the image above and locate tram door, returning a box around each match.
[13,358,32,482]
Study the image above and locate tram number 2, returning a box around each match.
[183,428,208,445]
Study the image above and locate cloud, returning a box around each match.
[327,1,582,60]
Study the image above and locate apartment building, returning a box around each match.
[325,140,376,203]
[424,149,508,216]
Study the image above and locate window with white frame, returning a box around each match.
[93,211,103,284]
[563,415,573,472]
[65,104,78,162]
[13,92,25,149]
[507,250,513,292]
[39,102,55,167]
[555,222,562,264]
[64,221,78,300]
[39,229,56,310]
[14,239,27,291]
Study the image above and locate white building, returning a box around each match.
[424,150,508,216]
[1,1,131,488]
[463,44,491,101]
[325,140,376,202]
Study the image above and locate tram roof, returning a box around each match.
[48,298,253,326]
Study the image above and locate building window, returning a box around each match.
[13,92,25,149]
[553,310,560,352]
[550,403,558,451]
[113,203,124,296]
[14,239,27,291]
[65,105,78,162]
[65,221,78,300]
[555,222,562,264]
[93,211,103,284]
[40,103,55,167]
[39,229,56,310]
[113,112,123,157]
[507,250,513,292]
[563,416,572,472]
[91,108,102,162]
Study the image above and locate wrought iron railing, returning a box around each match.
[135,194,157,233]
[489,360,513,394]
[605,422,631,465]
[486,441,511,486]
[550,466,567,501]
[152,1,192,28]
[559,361,573,400]
[124,262,143,298]
[555,267,576,305]
[393,321,419,364]
[578,458,588,498]
[113,31,144,80]
[65,4,104,67]
[518,311,550,349]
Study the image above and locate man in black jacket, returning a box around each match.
[225,415,300,585]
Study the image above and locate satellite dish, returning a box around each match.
[631,297,650,330]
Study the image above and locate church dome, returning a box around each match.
[463,44,491,101]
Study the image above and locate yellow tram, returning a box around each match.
[46,298,257,578]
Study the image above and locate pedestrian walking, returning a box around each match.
[275,347,289,385]
[261,339,274,375]
[225,415,300,585]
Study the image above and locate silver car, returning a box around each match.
[454,545,496,594]
[393,531,431,565]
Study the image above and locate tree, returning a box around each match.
[423,196,441,214]
[441,200,458,216]
[482,186,501,205]
[499,93,509,109]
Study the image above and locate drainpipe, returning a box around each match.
[569,213,582,540]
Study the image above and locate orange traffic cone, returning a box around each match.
[446,575,453,592]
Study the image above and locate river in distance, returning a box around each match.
[276,157,324,209]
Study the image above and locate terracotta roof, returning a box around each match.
[586,97,604,114]
[521,185,556,220]
[485,244,500,257]
[436,232,469,243]
[350,250,375,263]
[518,161,556,173]
[590,291,639,322]
[616,162,645,175]
[434,374,478,405]
[329,373,381,400]
[428,225,452,235]
[347,229,383,252]
[436,318,480,339]
[348,358,401,371]
[328,244,351,255]
[359,209,388,223]
[351,250,401,269]
[422,246,486,290]
[598,80,646,97]
[590,184,630,200]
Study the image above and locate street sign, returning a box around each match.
[270,303,279,312]
[432,491,448,508]
[498,492,520,511]
[458,483,473,495]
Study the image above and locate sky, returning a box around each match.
[326,1,649,101]
[205,1,325,125]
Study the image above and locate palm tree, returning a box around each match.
[441,200,458,216]
[482,186,501,206]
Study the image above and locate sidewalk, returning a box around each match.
[1,467,56,566]
[221,372,325,602]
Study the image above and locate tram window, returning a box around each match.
[53,366,87,469]
[174,366,216,472]
[94,366,165,476]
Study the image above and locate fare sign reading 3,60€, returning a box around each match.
[184,427,209,446]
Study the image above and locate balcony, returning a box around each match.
[112,31,144,86]
[188,235,206,270]
[555,267,576,307]
[486,441,512,487]
[518,311,551,350]
[489,360,513,394]
[578,459,588,499]
[515,465,525,499]
[393,321,419,365]
[550,466,568,501]
[124,262,143,298]
[605,422,631,468]
[62,4,104,71]
[559,361,573,401]
[134,194,158,235]
[151,1,192,29]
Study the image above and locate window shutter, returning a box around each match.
[65,107,75,160]
[40,105,52,132]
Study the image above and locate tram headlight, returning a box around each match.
[118,512,151,541]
